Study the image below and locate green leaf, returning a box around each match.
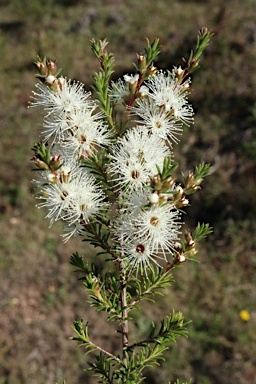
[186,27,214,74]
[195,162,211,182]
[194,222,213,242]
[144,37,161,67]
[87,352,116,384]
[70,252,86,272]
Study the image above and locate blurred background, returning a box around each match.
[0,0,256,383]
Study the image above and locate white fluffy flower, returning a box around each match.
[59,109,112,160]
[144,70,194,126]
[31,78,94,117]
[115,204,181,256]
[113,188,182,274]
[108,126,171,191]
[121,238,163,274]
[35,166,107,237]
[132,205,181,255]
[31,77,112,157]
[133,97,183,144]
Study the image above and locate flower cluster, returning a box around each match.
[30,63,110,240]
[31,76,111,159]
[31,44,201,273]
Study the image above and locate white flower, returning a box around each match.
[108,126,171,191]
[113,188,182,274]
[132,205,181,255]
[115,203,181,257]
[62,222,86,243]
[144,70,194,126]
[41,114,71,142]
[133,97,183,144]
[59,109,112,160]
[110,74,140,104]
[35,166,107,237]
[30,78,94,118]
[121,238,163,275]
[32,78,111,152]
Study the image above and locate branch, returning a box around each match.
[71,319,120,363]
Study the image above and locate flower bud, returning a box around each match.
[45,75,56,86]
[137,54,147,72]
[186,171,195,188]
[60,166,71,183]
[176,66,184,76]
[175,185,184,198]
[47,60,57,75]
[149,192,159,204]
[124,73,140,94]
[173,242,182,252]
[174,252,186,264]
[182,82,190,91]
[57,77,65,89]
[36,61,48,76]
[92,276,102,300]
[49,155,61,170]
[185,232,195,247]
[179,197,189,207]
[158,194,167,205]
[47,172,57,183]
[32,157,49,170]
[147,64,158,76]
[178,254,186,263]
[162,177,175,192]
[150,175,162,190]
[175,66,184,82]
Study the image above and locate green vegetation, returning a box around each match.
[0,0,255,383]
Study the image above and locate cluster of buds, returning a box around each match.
[173,66,191,93]
[185,231,196,255]
[150,174,190,209]
[35,57,63,90]
[172,242,186,265]
[31,142,62,173]
[172,230,197,266]
[151,174,176,193]
[185,171,204,193]
[174,186,190,208]
[137,53,158,77]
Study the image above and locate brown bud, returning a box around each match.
[162,177,176,192]
[32,157,49,170]
[174,66,185,82]
[49,155,61,170]
[174,252,186,264]
[47,60,57,75]
[150,175,162,190]
[36,61,48,76]
[147,64,158,76]
[185,232,195,247]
